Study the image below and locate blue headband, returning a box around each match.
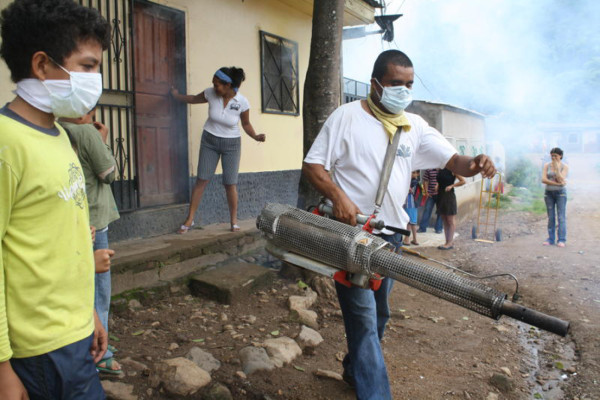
[214,70,232,84]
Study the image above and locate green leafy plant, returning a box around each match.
[505,156,541,189]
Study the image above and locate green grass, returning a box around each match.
[504,187,547,215]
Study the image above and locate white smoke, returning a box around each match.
[343,0,600,145]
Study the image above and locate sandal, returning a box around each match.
[437,245,454,250]
[557,242,566,248]
[177,221,195,234]
[107,344,118,354]
[542,241,552,246]
[402,242,411,246]
[231,224,240,232]
[410,240,419,245]
[96,357,122,375]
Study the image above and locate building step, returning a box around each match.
[110,220,265,296]
[189,262,275,305]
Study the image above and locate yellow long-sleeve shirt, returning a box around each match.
[0,107,95,361]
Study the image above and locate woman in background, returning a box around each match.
[171,67,266,233]
[403,170,421,246]
[436,168,465,250]
[541,147,568,247]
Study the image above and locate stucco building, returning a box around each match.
[0,0,381,240]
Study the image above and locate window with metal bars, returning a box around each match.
[260,31,299,116]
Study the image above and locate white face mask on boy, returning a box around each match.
[15,60,102,118]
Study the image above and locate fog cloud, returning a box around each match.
[343,0,600,151]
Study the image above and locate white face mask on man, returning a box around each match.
[374,78,413,115]
[15,59,102,118]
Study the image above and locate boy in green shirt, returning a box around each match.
[60,108,122,374]
[0,0,110,398]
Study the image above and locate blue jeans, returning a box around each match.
[544,189,567,244]
[336,232,403,400]
[11,333,105,399]
[93,229,113,360]
[418,195,443,233]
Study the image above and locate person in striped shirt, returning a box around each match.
[418,168,443,233]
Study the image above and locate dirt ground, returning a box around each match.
[106,158,600,400]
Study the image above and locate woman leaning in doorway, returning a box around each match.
[541,147,569,247]
[171,67,266,233]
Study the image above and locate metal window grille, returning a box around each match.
[78,0,138,212]
[260,31,299,116]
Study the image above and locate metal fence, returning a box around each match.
[78,0,138,212]
[343,77,370,103]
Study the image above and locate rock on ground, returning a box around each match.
[119,357,149,373]
[101,380,137,400]
[263,336,303,367]
[204,382,233,400]
[296,325,324,348]
[289,308,319,330]
[185,346,221,373]
[314,369,343,381]
[239,346,276,375]
[155,357,211,396]
[288,288,318,311]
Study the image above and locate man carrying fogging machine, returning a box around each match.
[272,50,569,400]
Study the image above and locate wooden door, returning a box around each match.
[134,1,187,207]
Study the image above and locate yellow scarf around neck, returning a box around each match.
[366,94,411,143]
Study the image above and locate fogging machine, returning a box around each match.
[256,203,570,337]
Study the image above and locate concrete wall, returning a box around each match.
[110,169,301,241]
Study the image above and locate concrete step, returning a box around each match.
[189,262,275,305]
[110,219,266,296]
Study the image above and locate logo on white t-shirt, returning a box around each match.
[229,103,241,111]
[397,144,412,158]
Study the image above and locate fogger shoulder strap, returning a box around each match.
[373,127,403,213]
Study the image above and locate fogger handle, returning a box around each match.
[318,204,386,230]
[500,301,570,337]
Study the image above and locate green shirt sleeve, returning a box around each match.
[0,161,17,362]
[80,126,116,184]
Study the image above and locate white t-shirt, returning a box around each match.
[202,87,250,138]
[304,100,457,232]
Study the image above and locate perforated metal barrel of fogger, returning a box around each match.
[257,203,506,319]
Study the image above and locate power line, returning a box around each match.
[391,0,407,14]
[415,72,437,100]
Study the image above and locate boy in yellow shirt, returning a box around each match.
[0,0,111,398]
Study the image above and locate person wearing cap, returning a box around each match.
[171,67,266,233]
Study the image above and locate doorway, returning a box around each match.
[133,1,188,207]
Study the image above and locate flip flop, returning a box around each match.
[177,221,195,234]
[437,245,454,250]
[231,224,240,232]
[96,357,122,375]
[107,344,118,354]
[411,240,419,245]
